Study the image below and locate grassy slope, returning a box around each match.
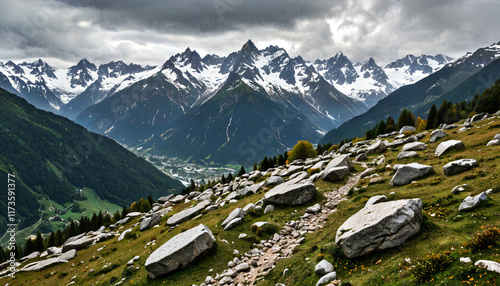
[4,117,500,286]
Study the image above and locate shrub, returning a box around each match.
[255,227,263,236]
[248,208,262,217]
[410,251,452,283]
[403,130,417,137]
[307,168,320,176]
[288,140,318,162]
[462,225,500,251]
[316,253,325,262]
[328,145,339,152]
[261,223,278,235]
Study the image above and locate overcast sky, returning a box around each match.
[1,0,499,68]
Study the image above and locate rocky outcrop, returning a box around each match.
[62,236,94,252]
[435,140,465,157]
[325,154,354,171]
[399,126,417,134]
[458,192,487,211]
[265,176,285,187]
[140,213,161,231]
[336,199,423,258]
[401,142,426,152]
[429,129,447,143]
[145,224,215,279]
[262,179,316,206]
[397,151,419,160]
[366,140,387,155]
[390,163,434,186]
[20,249,77,272]
[167,200,211,225]
[443,159,478,176]
[222,208,245,230]
[316,272,337,286]
[319,166,349,182]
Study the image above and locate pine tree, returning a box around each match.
[113,211,121,223]
[426,104,438,129]
[190,179,196,193]
[24,237,35,255]
[146,195,154,207]
[130,201,140,212]
[385,116,396,133]
[47,232,56,248]
[227,173,233,182]
[437,100,449,125]
[0,246,6,263]
[396,108,416,130]
[238,166,246,176]
[253,162,258,171]
[277,154,285,166]
[121,205,129,218]
[35,231,44,252]
[376,120,387,136]
[139,199,151,213]
[55,230,63,246]
[221,174,226,184]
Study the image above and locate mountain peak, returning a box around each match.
[241,40,259,54]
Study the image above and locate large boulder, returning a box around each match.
[475,260,500,274]
[366,140,387,155]
[486,139,500,146]
[167,200,211,225]
[390,163,434,186]
[319,166,349,182]
[397,151,419,160]
[265,176,285,187]
[429,129,447,143]
[145,224,215,279]
[316,272,337,286]
[221,208,245,228]
[443,159,478,176]
[279,165,303,177]
[336,199,423,258]
[262,179,316,206]
[140,213,161,231]
[62,236,94,252]
[458,192,487,212]
[435,140,465,157]
[315,259,334,276]
[401,142,426,152]
[158,195,175,204]
[325,154,354,171]
[399,126,417,134]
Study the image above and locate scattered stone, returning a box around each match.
[475,260,500,274]
[443,159,478,176]
[397,151,419,160]
[167,200,211,225]
[460,257,472,264]
[157,195,174,204]
[429,129,447,143]
[399,126,417,134]
[325,154,354,171]
[355,153,368,161]
[315,259,334,276]
[234,263,250,272]
[451,184,470,194]
[279,165,303,177]
[169,195,187,204]
[390,163,434,186]
[486,139,500,146]
[264,204,276,214]
[242,203,256,213]
[222,208,245,228]
[401,142,426,152]
[262,179,316,206]
[224,218,243,230]
[366,140,387,155]
[140,214,161,231]
[145,224,215,279]
[364,195,387,207]
[435,140,465,157]
[306,203,322,214]
[316,272,337,286]
[219,276,233,285]
[458,192,488,212]
[118,229,132,242]
[62,236,94,252]
[265,176,285,187]
[319,166,349,182]
[336,199,423,258]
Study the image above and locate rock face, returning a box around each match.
[435,140,465,157]
[443,159,478,176]
[62,236,94,252]
[397,151,419,160]
[399,126,417,134]
[319,166,349,182]
[390,163,434,186]
[325,154,354,171]
[140,214,161,231]
[401,142,426,152]
[458,192,488,211]
[167,200,211,225]
[262,179,316,206]
[366,140,387,155]
[315,259,334,276]
[336,199,423,258]
[429,129,447,143]
[145,224,215,279]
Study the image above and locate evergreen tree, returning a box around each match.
[190,179,196,193]
[436,100,449,125]
[253,162,258,171]
[121,205,129,218]
[24,237,35,255]
[47,232,56,248]
[221,174,227,184]
[146,195,154,207]
[376,120,387,136]
[396,108,416,130]
[426,104,438,129]
[0,246,5,263]
[238,166,246,176]
[365,129,374,140]
[55,230,63,246]
[139,199,151,213]
[34,231,44,252]
[113,211,121,223]
[130,201,140,212]
[227,173,233,182]
[277,154,285,166]
[103,213,111,227]
[385,116,396,133]
[260,156,269,171]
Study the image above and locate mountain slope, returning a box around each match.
[143,72,322,165]
[0,88,183,234]
[319,41,500,144]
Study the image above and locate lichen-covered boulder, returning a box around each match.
[390,163,434,186]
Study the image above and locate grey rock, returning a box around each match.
[219,276,233,285]
[475,260,500,274]
[311,161,327,170]
[390,163,434,186]
[486,139,500,146]
[62,236,94,252]
[167,200,211,225]
[222,208,245,228]
[126,212,142,218]
[265,176,285,187]
[197,190,214,201]
[325,154,354,171]
[429,129,447,143]
[399,125,417,134]
[46,246,61,255]
[234,262,250,272]
[58,249,77,261]
[388,139,405,147]
[238,184,262,196]
[495,134,500,140]
[262,179,316,206]
[355,153,368,161]
[316,272,337,286]
[21,251,40,262]
[319,166,349,182]
[306,203,322,214]
[336,199,423,258]
[157,194,174,204]
[471,113,485,123]
[224,191,239,202]
[401,142,426,152]
[188,191,201,199]
[145,224,215,279]
[279,165,303,177]
[224,218,243,230]
[451,184,470,194]
[20,249,77,272]
[242,203,256,213]
[435,140,465,157]
[118,229,132,242]
[443,159,478,176]
[364,195,387,208]
[366,140,387,155]
[140,213,161,231]
[458,192,488,212]
[264,204,276,214]
[397,151,419,160]
[315,259,334,276]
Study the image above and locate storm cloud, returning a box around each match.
[1,0,499,68]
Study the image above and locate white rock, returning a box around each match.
[435,140,465,157]
[475,260,500,274]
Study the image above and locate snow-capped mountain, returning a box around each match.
[313,52,453,107]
